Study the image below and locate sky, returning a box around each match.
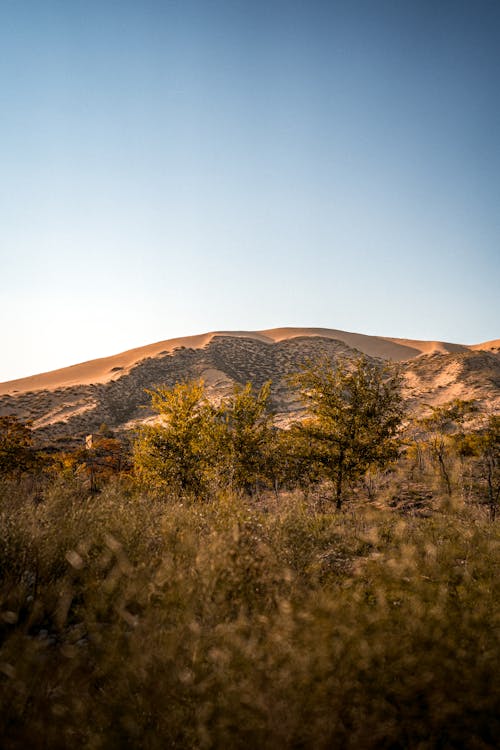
[1,0,499,381]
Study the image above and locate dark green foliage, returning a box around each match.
[133,380,214,495]
[292,356,405,507]
[269,426,323,494]
[133,379,274,496]
[215,381,273,493]
[134,358,405,503]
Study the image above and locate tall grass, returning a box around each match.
[0,477,499,748]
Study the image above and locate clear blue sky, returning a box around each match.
[1,0,499,381]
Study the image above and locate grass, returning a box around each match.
[0,475,499,749]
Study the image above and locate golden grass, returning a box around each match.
[0,478,499,749]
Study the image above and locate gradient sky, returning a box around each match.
[1,0,499,381]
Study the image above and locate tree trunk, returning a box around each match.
[437,451,452,496]
[335,457,344,510]
[487,457,497,520]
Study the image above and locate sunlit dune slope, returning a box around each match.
[0,326,496,396]
[469,339,500,352]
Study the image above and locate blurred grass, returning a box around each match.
[0,477,499,749]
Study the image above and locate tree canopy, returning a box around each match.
[292,356,405,507]
[0,415,36,478]
[215,381,273,493]
[133,380,214,495]
[133,379,274,497]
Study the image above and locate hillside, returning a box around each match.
[0,327,499,445]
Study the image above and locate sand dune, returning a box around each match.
[259,328,468,360]
[384,338,469,356]
[0,333,219,395]
[0,326,496,396]
[469,339,500,351]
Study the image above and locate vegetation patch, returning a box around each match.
[0,356,498,748]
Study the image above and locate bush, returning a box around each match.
[0,478,499,749]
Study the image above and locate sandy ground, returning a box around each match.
[1,327,498,396]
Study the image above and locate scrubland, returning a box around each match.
[0,473,498,749]
[1,362,499,748]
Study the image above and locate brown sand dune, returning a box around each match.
[384,338,469,356]
[1,327,498,444]
[261,328,458,362]
[0,326,496,396]
[0,332,219,395]
[469,339,500,351]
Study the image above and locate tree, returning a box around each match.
[268,425,323,496]
[419,399,477,496]
[476,415,500,518]
[292,356,405,508]
[134,379,275,497]
[81,434,127,492]
[455,414,500,518]
[0,415,37,478]
[215,381,273,494]
[133,380,215,496]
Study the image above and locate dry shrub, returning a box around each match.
[0,478,498,748]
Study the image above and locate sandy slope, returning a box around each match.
[0,327,497,395]
[469,339,500,351]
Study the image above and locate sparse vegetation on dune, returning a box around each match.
[1,330,499,446]
[0,356,499,748]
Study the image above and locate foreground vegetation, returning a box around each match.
[0,357,499,747]
[0,476,499,749]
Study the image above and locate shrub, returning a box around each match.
[0,480,499,749]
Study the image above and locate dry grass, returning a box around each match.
[0,476,499,749]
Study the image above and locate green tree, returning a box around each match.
[215,381,273,494]
[133,380,275,497]
[133,380,214,496]
[268,425,323,496]
[292,356,405,508]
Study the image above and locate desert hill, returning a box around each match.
[0,327,499,445]
[3,327,498,396]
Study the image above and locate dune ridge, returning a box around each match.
[0,326,497,396]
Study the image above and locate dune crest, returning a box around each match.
[469,339,500,351]
[0,326,496,396]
